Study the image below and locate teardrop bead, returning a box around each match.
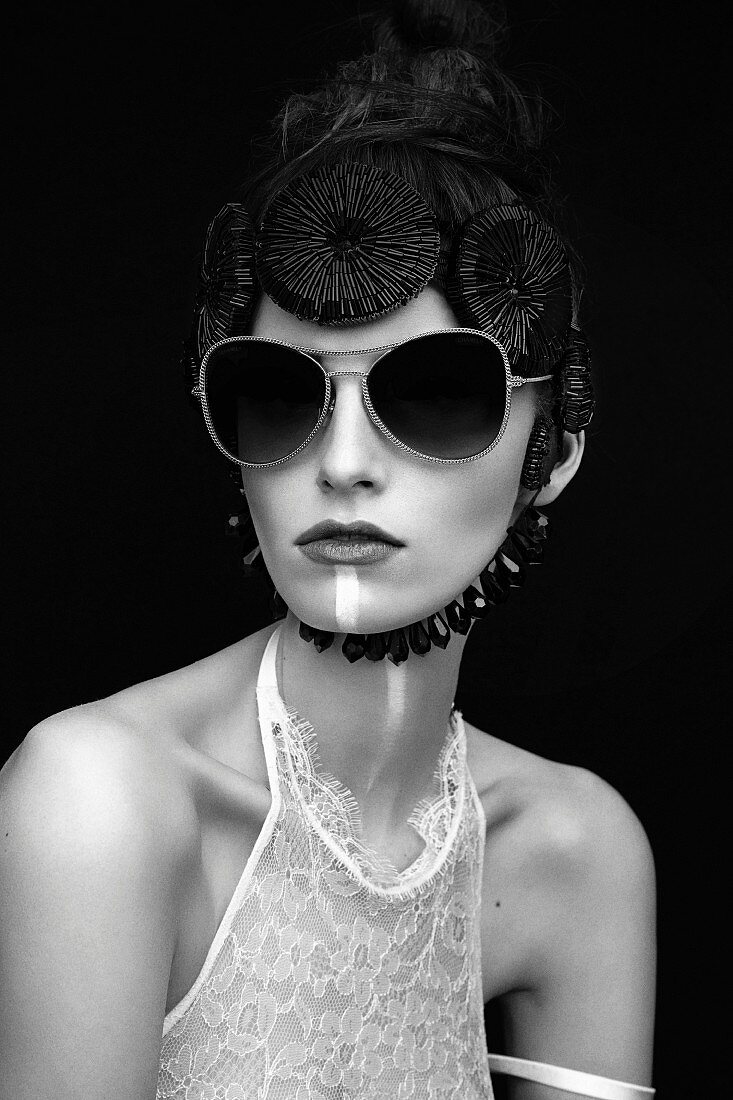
[462,585,490,619]
[407,621,432,655]
[387,629,409,665]
[342,634,367,663]
[479,564,509,603]
[312,629,335,652]
[226,511,253,538]
[444,600,471,635]
[364,632,389,661]
[426,612,451,649]
[494,553,525,589]
[510,530,544,563]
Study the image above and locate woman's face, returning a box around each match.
[242,286,539,634]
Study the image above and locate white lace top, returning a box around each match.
[156,625,493,1099]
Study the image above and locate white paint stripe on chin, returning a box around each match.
[334,566,360,633]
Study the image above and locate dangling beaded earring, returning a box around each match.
[224,466,286,614]
[270,589,288,620]
[224,465,263,578]
[520,415,554,491]
[226,507,263,576]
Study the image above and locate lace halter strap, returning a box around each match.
[256,623,469,898]
[257,623,281,694]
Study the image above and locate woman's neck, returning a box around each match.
[276,611,469,838]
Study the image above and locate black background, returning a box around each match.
[5,2,730,1094]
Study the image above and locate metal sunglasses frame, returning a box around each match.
[192,327,553,468]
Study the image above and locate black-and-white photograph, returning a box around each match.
[3,2,728,1096]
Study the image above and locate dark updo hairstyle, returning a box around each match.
[243,0,564,248]
[235,0,584,435]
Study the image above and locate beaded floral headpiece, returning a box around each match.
[184,160,591,385]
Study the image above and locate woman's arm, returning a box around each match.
[0,710,195,1100]
[491,770,657,1100]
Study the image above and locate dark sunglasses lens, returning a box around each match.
[368,332,508,459]
[205,342,326,463]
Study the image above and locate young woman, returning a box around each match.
[0,2,656,1097]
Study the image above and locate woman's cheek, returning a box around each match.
[429,479,516,595]
[246,498,301,592]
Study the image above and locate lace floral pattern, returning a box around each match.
[279,704,465,895]
[157,677,492,1100]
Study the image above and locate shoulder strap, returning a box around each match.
[254,624,285,802]
[257,623,282,693]
[487,1054,655,1099]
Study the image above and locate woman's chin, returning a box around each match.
[282,596,462,635]
[285,609,409,634]
[272,562,487,635]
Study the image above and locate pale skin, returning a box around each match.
[0,286,656,1099]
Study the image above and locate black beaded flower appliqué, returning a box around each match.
[560,328,595,431]
[182,203,257,394]
[196,203,257,360]
[449,204,573,376]
[255,163,441,326]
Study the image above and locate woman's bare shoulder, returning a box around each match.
[85,621,277,758]
[463,717,654,895]
[465,719,656,1006]
[1,696,194,880]
[1,623,277,864]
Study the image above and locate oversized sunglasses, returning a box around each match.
[192,328,553,467]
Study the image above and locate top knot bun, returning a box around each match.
[374,0,501,56]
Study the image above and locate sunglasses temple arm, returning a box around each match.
[508,373,553,387]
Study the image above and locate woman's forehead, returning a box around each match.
[249,285,461,353]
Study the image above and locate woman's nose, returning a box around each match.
[315,374,387,494]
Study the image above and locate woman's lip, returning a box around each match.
[298,539,401,564]
[296,520,402,545]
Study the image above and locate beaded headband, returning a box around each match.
[183,160,593,409]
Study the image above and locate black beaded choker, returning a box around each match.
[297,503,549,664]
